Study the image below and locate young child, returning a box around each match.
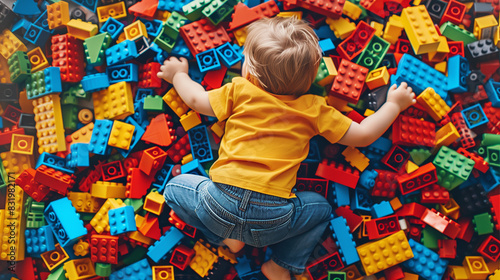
[157,16,415,280]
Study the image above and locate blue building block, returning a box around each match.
[319,38,336,53]
[216,42,242,68]
[196,48,221,72]
[43,67,62,94]
[171,37,194,59]
[13,0,40,15]
[189,64,206,83]
[66,143,90,168]
[479,167,500,193]
[24,23,50,46]
[25,225,55,256]
[101,17,125,40]
[153,164,174,193]
[34,10,50,30]
[314,25,337,40]
[110,259,152,280]
[304,138,321,163]
[351,187,372,211]
[157,0,191,12]
[329,217,360,265]
[139,18,164,37]
[181,159,208,177]
[70,0,98,12]
[108,206,137,235]
[362,137,392,162]
[188,125,213,163]
[44,197,87,247]
[107,64,139,84]
[330,182,350,207]
[447,55,469,93]
[81,73,110,92]
[461,103,489,129]
[36,152,74,173]
[106,40,138,66]
[119,117,146,158]
[12,18,32,33]
[394,53,448,99]
[486,78,500,107]
[370,200,394,218]
[403,239,448,280]
[147,227,184,262]
[89,119,113,155]
[359,169,378,189]
[132,99,149,129]
[245,0,261,7]
[135,89,154,102]
[235,255,253,276]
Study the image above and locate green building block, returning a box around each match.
[223,70,241,84]
[95,263,112,277]
[84,32,112,67]
[328,271,346,280]
[61,86,79,106]
[348,99,365,111]
[61,104,79,131]
[8,51,31,83]
[481,133,500,147]
[440,22,477,45]
[409,148,432,165]
[143,95,165,112]
[473,212,494,235]
[356,35,389,71]
[309,82,327,96]
[487,144,500,167]
[421,227,442,250]
[154,33,177,53]
[477,146,487,159]
[25,198,46,228]
[182,0,210,21]
[202,0,237,26]
[162,11,188,40]
[124,198,144,213]
[121,245,148,265]
[47,266,68,280]
[79,212,95,221]
[432,146,475,190]
[26,70,46,99]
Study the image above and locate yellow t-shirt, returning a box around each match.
[208,77,353,199]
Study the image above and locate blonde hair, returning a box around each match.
[243,16,323,96]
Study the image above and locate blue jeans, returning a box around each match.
[163,174,332,274]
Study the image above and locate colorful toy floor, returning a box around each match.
[0,0,499,279]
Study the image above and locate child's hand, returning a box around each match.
[157,57,189,83]
[386,82,416,112]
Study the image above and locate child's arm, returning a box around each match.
[337,82,416,147]
[157,57,216,117]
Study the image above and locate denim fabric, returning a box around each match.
[163,174,332,274]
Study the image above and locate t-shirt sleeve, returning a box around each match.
[208,82,235,121]
[316,98,353,143]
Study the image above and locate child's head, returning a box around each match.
[243,16,323,96]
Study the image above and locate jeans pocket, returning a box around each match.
[250,218,292,247]
[195,188,237,239]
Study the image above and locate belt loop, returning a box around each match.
[239,190,252,212]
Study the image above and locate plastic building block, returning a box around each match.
[88,119,112,155]
[180,19,231,56]
[25,225,55,256]
[356,36,389,71]
[51,34,85,83]
[341,147,369,172]
[365,215,400,240]
[420,184,449,204]
[11,134,34,155]
[126,168,154,198]
[16,168,51,202]
[163,87,190,117]
[421,208,461,239]
[32,94,66,154]
[152,266,174,280]
[370,201,394,218]
[381,145,409,172]
[108,120,135,150]
[107,63,138,84]
[392,115,436,147]
[67,191,104,213]
[92,82,134,120]
[329,59,368,104]
[440,22,477,46]
[138,62,162,88]
[106,40,138,66]
[477,235,500,262]
[143,191,165,216]
[295,178,328,198]
[91,181,126,199]
[306,252,345,280]
[403,239,448,280]
[440,0,465,25]
[8,51,31,83]
[41,244,69,271]
[44,197,87,247]
[97,2,127,22]
[202,0,237,26]
[416,87,450,121]
[473,15,498,39]
[139,146,168,176]
[371,169,398,198]
[124,21,148,41]
[329,217,360,265]
[66,143,90,168]
[147,227,184,262]
[101,161,125,182]
[89,234,119,264]
[110,259,152,280]
[462,256,490,279]
[337,22,375,61]
[466,39,499,62]
[397,162,438,195]
[196,49,222,72]
[46,1,69,30]
[472,213,494,235]
[90,198,126,233]
[188,125,213,163]
[170,245,195,270]
[101,17,125,40]
[63,258,96,280]
[84,33,112,67]
[216,43,242,67]
[142,114,176,146]
[316,159,360,189]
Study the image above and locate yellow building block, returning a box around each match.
[325,17,355,39]
[491,269,500,280]
[474,15,498,40]
[91,181,127,199]
[28,47,49,72]
[210,122,225,138]
[343,1,362,20]
[316,56,337,86]
[73,239,90,257]
[359,215,371,238]
[495,28,500,48]
[90,198,126,233]
[0,56,11,83]
[144,191,165,215]
[277,11,302,19]
[67,19,98,40]
[0,29,27,59]
[357,231,414,275]
[163,87,190,117]
[33,94,67,153]
[401,6,440,54]
[327,95,351,112]
[218,246,237,264]
[68,191,105,213]
[69,122,94,144]
[435,61,447,74]
[97,2,127,22]
[370,21,384,37]
[116,31,127,44]
[383,15,404,44]
[435,122,460,150]
[233,27,247,46]
[189,241,219,277]
[124,21,148,41]
[41,244,69,271]
[93,81,134,120]
[1,151,33,179]
[427,36,449,62]
[364,109,374,116]
[390,197,402,211]
[180,110,202,131]
[47,1,70,29]
[416,87,450,121]
[366,66,390,90]
[63,258,96,280]
[449,266,469,280]
[154,9,171,21]
[405,160,419,173]
[11,134,34,155]
[108,120,135,150]
[181,153,193,165]
[152,266,174,280]
[18,90,33,113]
[0,185,26,261]
[439,198,460,220]
[342,146,369,171]
[463,256,490,279]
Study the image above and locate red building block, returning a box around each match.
[101,161,126,181]
[395,39,414,56]
[360,0,385,18]
[295,178,328,198]
[381,145,409,172]
[128,0,157,18]
[336,22,375,61]
[334,206,363,233]
[90,235,119,264]
[438,239,457,259]
[420,184,449,204]
[16,168,51,202]
[456,217,475,242]
[453,85,488,106]
[451,112,475,149]
[79,160,104,192]
[457,147,489,173]
[395,202,427,218]
[346,110,365,123]
[291,0,345,19]
[408,223,423,241]
[383,265,404,280]
[316,159,359,189]
[167,134,191,163]
[371,169,398,198]
[250,0,280,17]
[365,215,401,240]
[483,102,500,134]
[125,167,154,198]
[141,114,176,147]
[169,210,197,238]
[138,212,161,240]
[180,19,231,56]
[392,115,436,147]
[440,0,466,25]
[490,194,500,231]
[477,235,500,262]
[397,163,438,195]
[329,59,368,104]
[421,208,461,239]
[306,252,344,280]
[228,3,262,31]
[447,41,464,59]
[170,244,196,270]
[201,66,227,90]
[3,104,22,124]
[139,146,167,176]
[401,102,429,119]
[0,125,25,146]
[51,34,85,83]
[34,165,75,195]
[138,62,162,88]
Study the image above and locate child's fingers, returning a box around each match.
[407,87,412,94]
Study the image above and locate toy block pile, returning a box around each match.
[0,0,499,279]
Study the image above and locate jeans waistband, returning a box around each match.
[214,182,289,206]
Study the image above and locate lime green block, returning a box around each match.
[8,51,31,83]
[182,0,210,21]
[95,263,112,277]
[62,104,79,131]
[421,227,442,250]
[487,144,500,167]
[154,33,177,53]
[25,198,46,228]
[328,271,347,280]
[432,146,475,190]
[124,198,144,213]
[122,246,148,265]
[410,148,432,165]
[79,212,95,222]
[440,22,477,45]
[162,11,188,40]
[47,266,68,280]
[473,213,494,235]
[482,133,500,147]
[144,95,165,112]
[202,0,236,25]
[84,32,112,67]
